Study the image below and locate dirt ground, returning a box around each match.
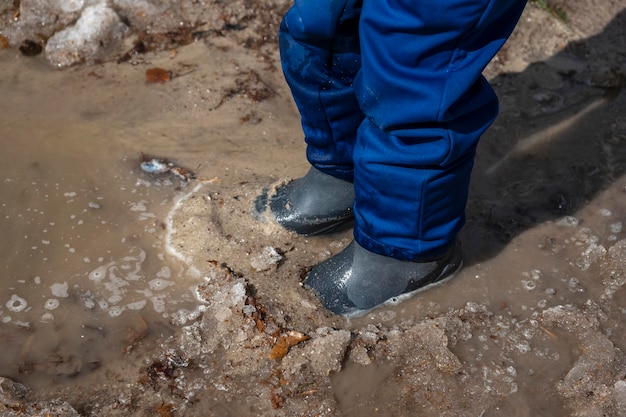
[1,0,626,416]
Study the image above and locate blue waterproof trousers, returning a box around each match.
[280,0,526,260]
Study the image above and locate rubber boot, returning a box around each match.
[255,167,355,236]
[305,240,463,317]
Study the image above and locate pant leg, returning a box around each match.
[352,0,526,260]
[279,1,364,182]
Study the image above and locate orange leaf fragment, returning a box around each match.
[146,67,171,84]
[269,330,310,360]
[157,403,174,417]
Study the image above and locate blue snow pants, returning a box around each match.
[280,0,526,260]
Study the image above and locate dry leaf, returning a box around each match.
[269,330,310,360]
[146,68,171,83]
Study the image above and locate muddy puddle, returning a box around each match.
[0,58,199,387]
[1,2,626,417]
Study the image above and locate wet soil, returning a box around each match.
[1,1,626,416]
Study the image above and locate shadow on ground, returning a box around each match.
[464,9,625,266]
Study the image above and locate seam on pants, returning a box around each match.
[435,0,493,163]
[318,61,337,163]
[416,170,428,245]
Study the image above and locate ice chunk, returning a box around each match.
[45,3,128,68]
[59,0,85,13]
[250,246,283,272]
[0,376,28,405]
[280,329,352,376]
[575,242,607,270]
[614,380,626,415]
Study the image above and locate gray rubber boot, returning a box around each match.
[255,167,355,235]
[304,240,463,317]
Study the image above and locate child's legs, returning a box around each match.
[279,1,364,181]
[353,0,526,259]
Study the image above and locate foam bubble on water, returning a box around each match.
[568,277,585,293]
[138,212,156,221]
[108,305,125,317]
[151,295,166,313]
[89,265,108,282]
[64,192,77,197]
[126,300,147,310]
[44,299,60,310]
[40,312,54,322]
[164,183,204,267]
[120,249,146,280]
[6,295,28,312]
[556,216,580,227]
[506,366,517,377]
[108,294,124,304]
[514,340,531,354]
[156,266,171,279]
[611,222,623,233]
[378,310,397,322]
[50,282,69,298]
[135,288,153,297]
[149,278,174,291]
[135,179,152,188]
[129,200,147,212]
[600,208,613,217]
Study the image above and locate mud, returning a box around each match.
[1,1,626,416]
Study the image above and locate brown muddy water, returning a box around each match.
[1,16,626,416]
[1,57,193,384]
[0,42,301,387]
